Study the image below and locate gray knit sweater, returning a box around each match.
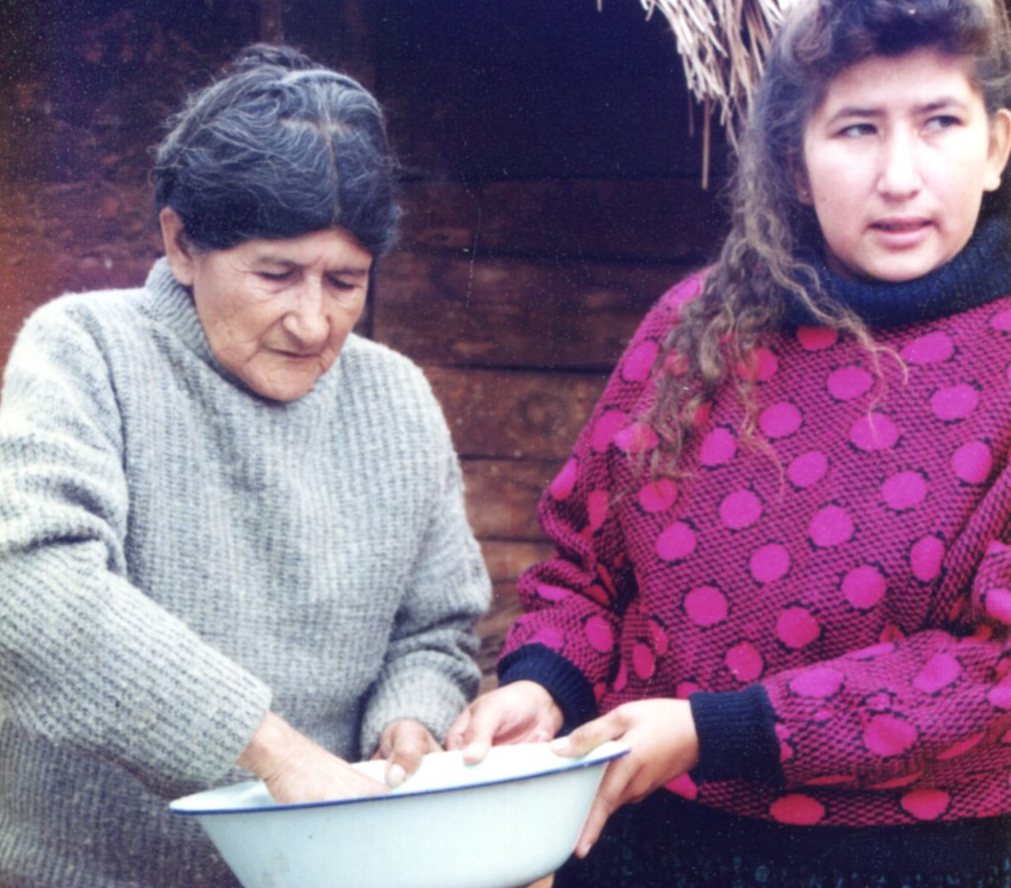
[0,259,490,887]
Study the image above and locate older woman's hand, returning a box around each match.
[551,698,699,858]
[239,711,387,804]
[444,681,565,763]
[373,718,441,787]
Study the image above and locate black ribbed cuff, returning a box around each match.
[688,685,783,786]
[498,644,598,731]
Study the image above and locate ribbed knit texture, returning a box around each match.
[0,259,490,888]
[501,221,1011,835]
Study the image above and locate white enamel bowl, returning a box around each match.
[170,740,629,888]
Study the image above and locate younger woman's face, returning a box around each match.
[801,48,1011,283]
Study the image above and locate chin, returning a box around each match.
[246,376,318,402]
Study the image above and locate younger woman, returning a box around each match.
[449,0,1011,884]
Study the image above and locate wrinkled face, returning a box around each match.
[801,48,1011,283]
[161,210,373,401]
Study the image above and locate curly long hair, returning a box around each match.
[646,0,1011,477]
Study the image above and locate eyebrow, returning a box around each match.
[824,96,969,125]
[252,256,371,276]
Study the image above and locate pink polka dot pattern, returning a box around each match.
[796,326,838,351]
[655,521,697,562]
[719,489,762,530]
[930,384,979,421]
[637,478,678,512]
[787,450,828,489]
[990,307,1011,332]
[614,421,659,455]
[827,366,873,401]
[790,667,844,698]
[901,331,954,364]
[726,641,764,682]
[586,490,609,532]
[534,582,571,602]
[776,606,821,649]
[841,565,887,610]
[881,471,927,511]
[737,347,779,382]
[749,543,791,584]
[910,535,945,582]
[759,402,802,439]
[912,653,962,693]
[985,588,1011,623]
[952,440,993,484]
[900,789,951,821]
[809,505,854,547]
[665,773,699,800]
[632,642,656,679]
[863,714,918,756]
[591,410,628,452]
[548,459,578,500]
[699,426,737,466]
[528,627,564,651]
[684,585,729,627]
[505,277,1011,829]
[936,732,983,760]
[584,616,615,653]
[769,794,826,825]
[849,412,899,451]
[622,340,659,382]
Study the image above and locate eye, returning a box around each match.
[257,269,294,282]
[924,114,961,132]
[837,122,876,139]
[327,276,362,292]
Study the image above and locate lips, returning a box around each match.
[871,218,931,233]
[868,217,934,250]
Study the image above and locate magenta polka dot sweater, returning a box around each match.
[500,218,1011,829]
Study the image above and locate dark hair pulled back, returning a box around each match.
[153,44,400,255]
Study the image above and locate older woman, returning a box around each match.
[0,45,490,887]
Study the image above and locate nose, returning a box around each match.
[281,278,330,348]
[877,128,923,200]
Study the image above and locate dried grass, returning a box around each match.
[606,0,797,184]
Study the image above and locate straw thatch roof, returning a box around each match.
[630,0,797,183]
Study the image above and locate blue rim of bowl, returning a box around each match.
[170,742,630,816]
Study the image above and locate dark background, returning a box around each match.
[0,0,733,683]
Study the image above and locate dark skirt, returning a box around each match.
[553,791,1011,888]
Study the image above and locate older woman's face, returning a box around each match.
[801,49,1011,283]
[161,210,372,401]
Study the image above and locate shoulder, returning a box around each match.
[610,270,708,381]
[18,285,148,348]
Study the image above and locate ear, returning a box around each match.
[159,207,197,287]
[984,108,1011,192]
[793,166,814,206]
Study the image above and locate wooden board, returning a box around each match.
[425,366,605,461]
[373,250,678,370]
[461,458,561,541]
[396,179,726,263]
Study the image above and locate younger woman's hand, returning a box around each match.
[445,681,565,763]
[373,718,441,787]
[239,711,387,804]
[551,699,699,858]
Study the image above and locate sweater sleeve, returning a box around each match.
[498,278,702,724]
[359,389,491,753]
[752,533,1011,796]
[0,304,271,797]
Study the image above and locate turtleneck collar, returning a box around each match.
[787,215,1011,329]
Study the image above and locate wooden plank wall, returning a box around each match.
[0,0,731,690]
